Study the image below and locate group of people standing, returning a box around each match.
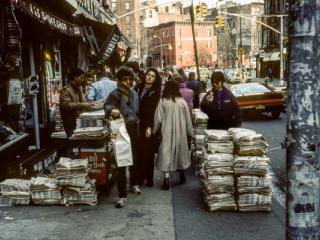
[59,62,241,208]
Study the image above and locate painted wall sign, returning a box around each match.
[11,0,82,37]
[76,0,102,21]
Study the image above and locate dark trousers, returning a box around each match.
[139,127,155,183]
[65,128,75,159]
[126,123,141,186]
[116,166,127,198]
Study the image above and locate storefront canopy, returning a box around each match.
[78,15,133,65]
[263,52,280,62]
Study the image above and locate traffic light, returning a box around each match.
[195,5,202,19]
[220,17,225,29]
[215,16,221,28]
[201,4,207,18]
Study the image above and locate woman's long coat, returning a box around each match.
[153,98,194,172]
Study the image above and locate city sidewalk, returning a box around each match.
[0,168,285,240]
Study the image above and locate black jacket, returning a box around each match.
[200,87,241,130]
[138,84,161,129]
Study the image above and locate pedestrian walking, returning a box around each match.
[137,67,162,187]
[60,68,93,158]
[200,71,241,130]
[153,80,194,190]
[87,70,116,102]
[176,76,194,116]
[186,72,200,108]
[266,66,273,84]
[178,68,188,82]
[104,65,141,208]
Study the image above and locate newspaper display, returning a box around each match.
[0,179,31,206]
[191,109,208,175]
[202,130,237,211]
[228,128,272,212]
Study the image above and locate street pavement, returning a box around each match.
[0,166,285,240]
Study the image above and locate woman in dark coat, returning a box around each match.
[137,67,162,186]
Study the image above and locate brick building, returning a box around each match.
[147,21,217,68]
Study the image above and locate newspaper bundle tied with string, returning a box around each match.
[109,117,133,167]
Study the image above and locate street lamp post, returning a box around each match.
[152,35,163,69]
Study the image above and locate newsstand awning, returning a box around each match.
[79,15,133,65]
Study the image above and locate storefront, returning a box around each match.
[0,0,132,180]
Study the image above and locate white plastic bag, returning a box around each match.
[110,119,133,167]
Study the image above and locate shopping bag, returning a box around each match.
[110,119,133,167]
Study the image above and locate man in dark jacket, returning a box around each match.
[186,72,200,108]
[104,65,141,208]
[201,71,241,130]
[60,68,92,158]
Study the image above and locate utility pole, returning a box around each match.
[279,15,284,86]
[239,16,242,68]
[190,1,200,82]
[286,2,320,239]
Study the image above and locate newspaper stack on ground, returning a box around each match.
[55,157,97,205]
[30,177,62,205]
[76,109,105,128]
[62,179,97,206]
[55,158,88,187]
[202,130,236,211]
[228,128,269,156]
[191,109,208,175]
[51,131,67,139]
[0,179,30,206]
[228,128,272,212]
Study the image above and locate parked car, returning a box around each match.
[229,82,285,119]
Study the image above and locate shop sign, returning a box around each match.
[76,0,102,21]
[11,0,82,37]
[96,26,121,64]
[8,79,22,105]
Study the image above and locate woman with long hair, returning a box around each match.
[153,80,194,190]
[137,67,162,187]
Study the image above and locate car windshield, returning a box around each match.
[232,84,271,96]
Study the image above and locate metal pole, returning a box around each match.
[279,15,284,86]
[286,2,320,239]
[239,16,242,68]
[29,45,40,149]
[190,2,201,82]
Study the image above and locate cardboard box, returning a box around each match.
[74,147,108,185]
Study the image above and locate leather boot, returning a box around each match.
[179,170,186,184]
[162,177,170,190]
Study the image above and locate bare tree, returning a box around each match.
[286,0,320,239]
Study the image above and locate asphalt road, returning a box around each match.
[172,112,286,240]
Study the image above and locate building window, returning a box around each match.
[172,55,175,63]
[208,29,211,36]
[162,31,165,39]
[125,2,130,11]
[166,30,170,38]
[165,6,169,12]
[127,29,131,38]
[208,41,212,48]
[178,29,181,37]
[148,10,152,18]
[171,29,174,37]
[178,41,182,48]
[125,16,131,25]
[179,55,183,63]
[167,56,170,65]
[111,2,116,12]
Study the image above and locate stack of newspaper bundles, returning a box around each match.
[55,157,97,206]
[30,177,62,205]
[0,179,30,206]
[191,109,208,175]
[202,130,237,211]
[228,128,272,212]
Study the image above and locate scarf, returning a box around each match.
[117,81,130,103]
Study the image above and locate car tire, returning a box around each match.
[271,110,281,119]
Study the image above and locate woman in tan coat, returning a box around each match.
[153,80,194,190]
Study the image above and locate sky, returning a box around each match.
[157,0,260,8]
